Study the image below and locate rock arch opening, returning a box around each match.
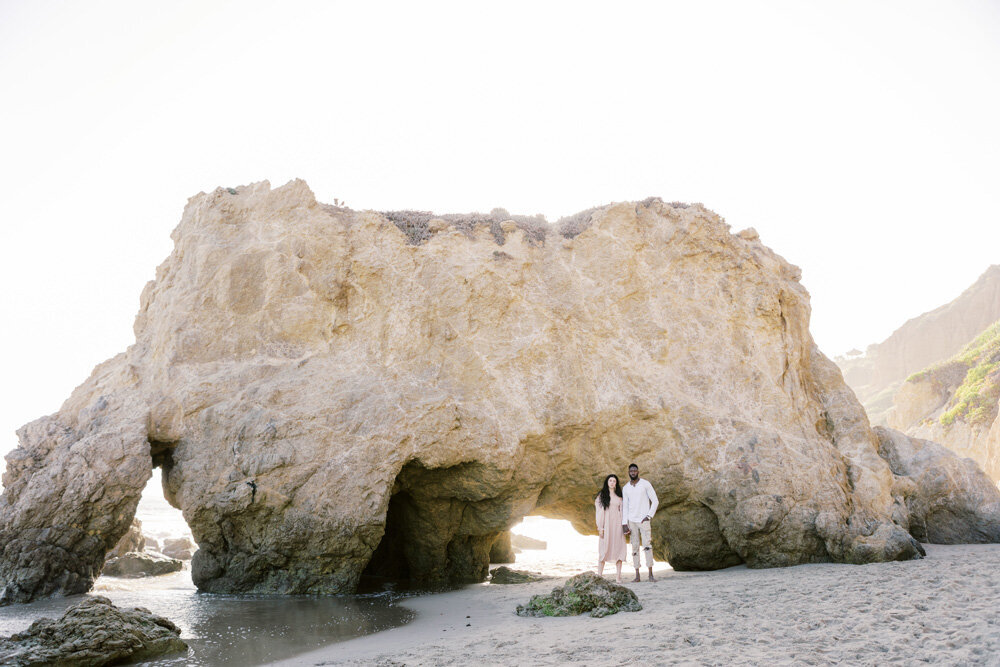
[104,438,196,567]
[360,460,518,587]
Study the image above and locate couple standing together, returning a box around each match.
[594,463,659,583]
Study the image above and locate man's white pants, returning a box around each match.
[628,520,653,569]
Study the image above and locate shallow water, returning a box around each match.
[0,569,415,666]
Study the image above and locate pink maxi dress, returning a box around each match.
[595,494,629,564]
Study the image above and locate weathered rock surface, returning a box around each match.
[2,179,997,603]
[837,265,1000,425]
[488,532,515,563]
[143,536,160,552]
[106,518,145,560]
[489,566,543,584]
[887,322,1000,482]
[516,571,641,617]
[0,388,151,604]
[102,552,184,578]
[875,427,1000,543]
[510,534,547,550]
[0,596,187,665]
[161,537,196,561]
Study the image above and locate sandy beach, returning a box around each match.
[275,544,1000,666]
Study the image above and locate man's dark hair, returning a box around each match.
[628,463,638,470]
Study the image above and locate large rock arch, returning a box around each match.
[3,180,998,604]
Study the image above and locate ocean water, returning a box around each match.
[0,471,617,665]
[507,515,602,576]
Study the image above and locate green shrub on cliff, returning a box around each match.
[933,322,1000,427]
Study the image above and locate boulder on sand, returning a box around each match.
[516,572,641,617]
[875,426,1000,543]
[0,596,186,665]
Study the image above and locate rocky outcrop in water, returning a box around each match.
[511,534,546,550]
[102,552,184,578]
[0,596,186,665]
[837,266,1000,425]
[2,180,997,604]
[161,537,196,561]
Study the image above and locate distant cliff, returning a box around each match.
[838,265,1000,425]
[888,322,1000,482]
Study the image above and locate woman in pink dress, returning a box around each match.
[595,474,629,582]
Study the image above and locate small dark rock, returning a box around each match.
[489,566,543,584]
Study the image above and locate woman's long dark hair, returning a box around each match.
[597,474,623,509]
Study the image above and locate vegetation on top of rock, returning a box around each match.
[381,208,549,246]
[515,572,642,618]
[909,321,1000,427]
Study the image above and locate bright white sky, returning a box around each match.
[1,1,999,457]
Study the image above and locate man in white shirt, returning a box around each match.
[621,463,659,582]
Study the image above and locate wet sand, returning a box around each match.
[274,544,1000,666]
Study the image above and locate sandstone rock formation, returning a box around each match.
[106,518,145,560]
[875,427,1000,543]
[887,322,1000,482]
[102,552,184,578]
[488,532,515,564]
[0,596,186,665]
[0,390,151,604]
[837,265,1000,425]
[2,180,997,604]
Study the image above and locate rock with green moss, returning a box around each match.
[489,566,542,584]
[515,572,641,618]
